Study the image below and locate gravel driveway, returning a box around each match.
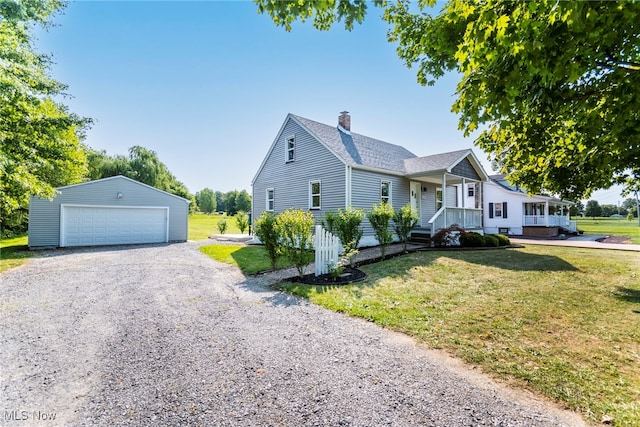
[1,242,585,426]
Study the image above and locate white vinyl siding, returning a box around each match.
[309,181,321,209]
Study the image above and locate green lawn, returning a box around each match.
[279,246,640,426]
[199,244,292,274]
[576,217,640,244]
[0,235,31,273]
[188,213,244,240]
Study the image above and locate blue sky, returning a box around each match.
[36,0,623,205]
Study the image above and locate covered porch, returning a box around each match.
[403,149,489,238]
[523,201,577,233]
[408,173,484,237]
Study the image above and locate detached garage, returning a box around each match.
[29,176,190,249]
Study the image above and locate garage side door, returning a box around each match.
[61,206,168,247]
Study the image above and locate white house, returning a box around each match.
[483,175,576,237]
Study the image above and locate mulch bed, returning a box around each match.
[293,267,367,285]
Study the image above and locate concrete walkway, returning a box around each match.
[510,235,640,252]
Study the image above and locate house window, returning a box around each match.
[381,180,391,204]
[266,188,274,211]
[489,202,508,219]
[494,202,503,217]
[467,184,475,197]
[436,187,443,210]
[286,136,295,162]
[309,180,321,209]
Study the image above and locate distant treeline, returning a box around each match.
[194,189,251,216]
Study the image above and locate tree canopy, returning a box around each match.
[86,146,196,210]
[1,0,92,234]
[256,0,640,200]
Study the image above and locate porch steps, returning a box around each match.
[409,226,432,244]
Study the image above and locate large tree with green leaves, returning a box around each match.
[87,145,196,211]
[256,0,640,200]
[1,0,92,235]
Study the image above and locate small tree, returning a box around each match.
[217,218,228,234]
[235,211,249,234]
[253,211,280,270]
[393,203,419,252]
[367,202,395,258]
[275,209,315,278]
[322,206,365,267]
[585,200,602,219]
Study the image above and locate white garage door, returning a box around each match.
[61,205,168,247]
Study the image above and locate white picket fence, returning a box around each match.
[314,225,341,277]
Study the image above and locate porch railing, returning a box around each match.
[523,215,577,232]
[428,207,483,236]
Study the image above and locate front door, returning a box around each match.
[410,181,421,226]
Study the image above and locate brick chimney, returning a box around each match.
[338,111,351,131]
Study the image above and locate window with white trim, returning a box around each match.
[494,202,503,217]
[436,187,443,210]
[467,184,475,197]
[309,181,321,209]
[266,188,274,211]
[286,136,295,162]
[381,180,391,204]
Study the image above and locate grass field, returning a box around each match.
[576,217,640,244]
[0,235,30,273]
[280,246,640,426]
[188,213,244,240]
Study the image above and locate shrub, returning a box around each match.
[253,211,280,270]
[217,218,228,234]
[275,208,315,278]
[483,234,500,247]
[235,211,249,234]
[322,206,365,267]
[367,202,395,258]
[495,233,510,246]
[460,231,484,247]
[393,203,419,252]
[432,224,466,247]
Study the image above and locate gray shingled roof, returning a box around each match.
[292,114,470,175]
[403,149,471,175]
[292,114,416,173]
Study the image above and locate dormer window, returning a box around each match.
[286,136,295,162]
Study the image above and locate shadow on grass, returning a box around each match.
[437,249,579,272]
[613,287,640,304]
[0,244,30,259]
[228,245,293,275]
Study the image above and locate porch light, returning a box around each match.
[116,192,123,199]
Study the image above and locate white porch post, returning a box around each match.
[461,178,466,227]
[442,174,447,206]
[442,174,447,227]
[545,201,549,227]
